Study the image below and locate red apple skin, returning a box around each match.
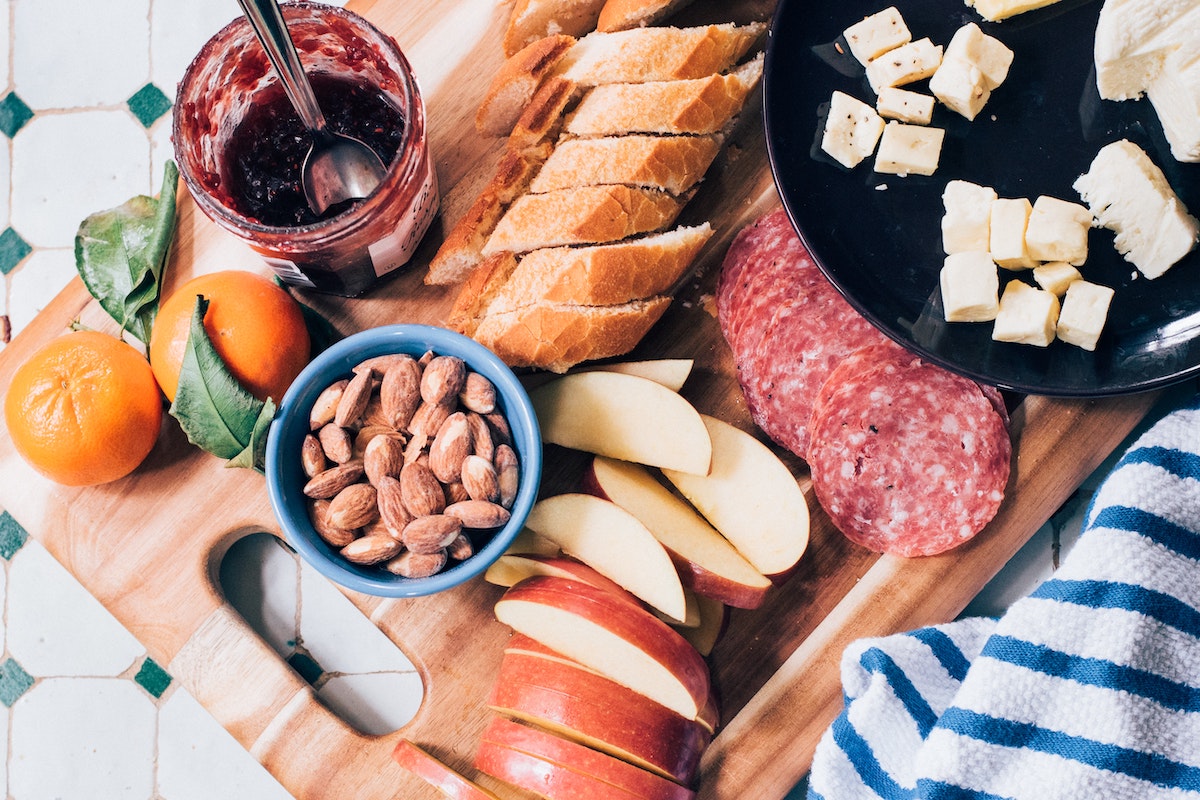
[489,650,709,783]
[391,739,501,800]
[495,576,711,719]
[476,716,696,800]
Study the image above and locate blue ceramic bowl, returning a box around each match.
[265,324,541,597]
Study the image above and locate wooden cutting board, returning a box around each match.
[0,1,1162,797]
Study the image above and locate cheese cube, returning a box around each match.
[944,23,1014,89]
[1032,261,1082,296]
[874,122,945,176]
[1147,44,1200,163]
[929,56,991,120]
[942,180,998,253]
[940,251,1000,322]
[1074,139,1199,279]
[1025,195,1092,265]
[821,91,886,169]
[965,0,1065,23]
[989,197,1036,270]
[843,7,912,66]
[865,38,944,93]
[876,87,936,124]
[992,280,1060,347]
[1056,280,1114,351]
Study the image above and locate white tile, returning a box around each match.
[316,671,423,736]
[0,135,10,230]
[13,0,150,109]
[0,558,7,653]
[151,115,176,182]
[158,685,295,800]
[7,541,143,676]
[11,111,151,249]
[10,677,156,799]
[6,248,79,338]
[0,703,9,793]
[219,534,300,660]
[297,560,415,674]
[149,0,242,103]
[0,4,10,92]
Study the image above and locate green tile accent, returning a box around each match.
[0,658,34,707]
[0,92,33,138]
[127,83,171,128]
[0,228,32,275]
[0,511,29,560]
[134,657,172,699]
[288,651,323,685]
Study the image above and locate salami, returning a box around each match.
[806,349,1012,557]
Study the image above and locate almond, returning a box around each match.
[301,434,327,478]
[421,355,467,406]
[403,431,430,464]
[310,379,348,430]
[402,514,463,554]
[354,426,401,459]
[495,444,520,509]
[364,434,405,486]
[384,549,447,578]
[327,483,379,529]
[355,353,412,376]
[444,480,471,505]
[341,533,403,565]
[459,371,497,414]
[485,410,513,447]
[335,368,374,428]
[400,461,446,517]
[445,499,510,529]
[308,499,358,547]
[380,356,422,430]
[461,455,500,503]
[408,400,451,440]
[303,460,365,498]
[376,475,412,537]
[447,532,474,561]
[430,412,472,484]
[318,423,353,464]
[466,412,495,462]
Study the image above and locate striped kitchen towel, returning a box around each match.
[808,389,1200,800]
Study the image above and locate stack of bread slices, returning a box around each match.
[427,17,767,372]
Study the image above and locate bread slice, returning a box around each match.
[472,296,673,372]
[446,252,519,336]
[504,0,606,57]
[482,185,689,255]
[508,76,579,151]
[426,143,552,285]
[564,53,763,136]
[596,0,695,31]
[477,35,575,137]
[528,134,722,195]
[553,22,767,86]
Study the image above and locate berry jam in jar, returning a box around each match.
[173,3,438,296]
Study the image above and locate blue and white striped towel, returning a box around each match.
[809,390,1200,800]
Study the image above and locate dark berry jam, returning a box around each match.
[223,73,406,227]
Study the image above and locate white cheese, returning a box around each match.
[989,197,1036,270]
[1073,139,1199,279]
[821,91,886,169]
[1032,261,1082,296]
[992,279,1060,347]
[865,38,944,93]
[941,251,1000,322]
[1146,40,1200,162]
[844,7,912,66]
[1024,195,1092,265]
[944,23,1014,89]
[876,86,935,124]
[873,122,945,176]
[1056,280,1115,351]
[965,0,1065,22]
[930,56,992,120]
[942,180,998,253]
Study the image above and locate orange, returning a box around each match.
[5,330,164,486]
[149,270,311,404]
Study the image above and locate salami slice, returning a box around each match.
[807,350,1011,557]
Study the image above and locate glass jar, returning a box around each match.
[173,2,438,296]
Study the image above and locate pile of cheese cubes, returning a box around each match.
[820,7,1013,177]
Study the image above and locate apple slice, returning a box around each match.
[493,575,710,720]
[529,371,712,475]
[524,493,687,623]
[476,716,696,800]
[484,554,638,607]
[503,527,560,557]
[583,359,694,392]
[584,456,772,609]
[391,739,502,800]
[675,593,727,657]
[662,415,810,578]
[489,650,709,783]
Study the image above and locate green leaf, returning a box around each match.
[74,160,179,346]
[170,295,274,472]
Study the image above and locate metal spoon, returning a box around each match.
[236,0,388,217]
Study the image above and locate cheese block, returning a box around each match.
[865,38,943,93]
[989,197,1035,270]
[528,134,722,195]
[821,90,885,169]
[1032,261,1082,296]
[943,23,1013,89]
[1147,40,1200,162]
[1056,280,1115,351]
[873,121,944,176]
[929,56,991,120]
[992,279,1060,347]
[1073,139,1199,279]
[941,251,1000,322]
[942,180,997,253]
[965,0,1064,22]
[1024,195,1092,265]
[876,86,935,124]
[843,6,912,66]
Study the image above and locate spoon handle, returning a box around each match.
[236,0,328,134]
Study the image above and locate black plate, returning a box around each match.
[763,0,1200,396]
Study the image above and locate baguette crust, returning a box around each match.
[446,252,519,336]
[528,134,721,195]
[508,76,579,151]
[477,35,575,137]
[504,0,606,57]
[596,0,695,31]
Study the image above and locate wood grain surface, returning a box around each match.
[0,1,1162,798]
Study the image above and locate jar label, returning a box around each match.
[369,151,440,278]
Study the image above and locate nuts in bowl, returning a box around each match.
[266,324,541,597]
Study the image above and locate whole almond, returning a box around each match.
[384,549,447,578]
[402,514,463,554]
[447,532,474,560]
[485,410,513,447]
[380,356,423,430]
[318,423,353,464]
[408,400,451,441]
[310,379,348,430]
[341,533,403,565]
[354,426,401,459]
[303,460,365,499]
[443,480,471,505]
[466,412,495,462]
[308,499,358,547]
[335,368,374,428]
[301,433,327,478]
[364,434,405,486]
[327,483,379,529]
[430,412,472,484]
[421,355,467,406]
[461,454,500,503]
[376,475,412,537]
[445,499,510,529]
[459,372,497,414]
[494,444,520,509]
[355,353,411,376]
[400,461,446,517]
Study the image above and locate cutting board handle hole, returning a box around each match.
[218,532,424,735]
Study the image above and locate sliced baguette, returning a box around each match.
[446,251,519,337]
[597,0,696,31]
[477,34,575,137]
[528,134,722,195]
[508,76,579,150]
[503,0,605,57]
[553,22,767,86]
[564,53,763,136]
[482,185,689,255]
